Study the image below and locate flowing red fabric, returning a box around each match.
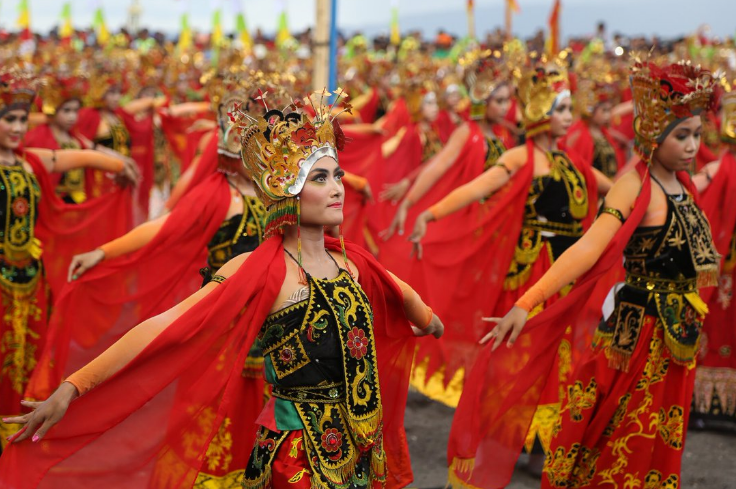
[25,173,230,401]
[357,88,380,124]
[376,123,488,284]
[699,150,736,301]
[117,110,154,221]
[561,120,625,172]
[1,236,417,489]
[157,110,213,172]
[21,151,134,301]
[338,128,385,248]
[447,162,698,489]
[75,108,122,199]
[164,131,219,210]
[414,141,598,385]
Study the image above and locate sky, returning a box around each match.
[0,0,734,41]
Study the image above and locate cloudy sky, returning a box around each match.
[0,0,733,40]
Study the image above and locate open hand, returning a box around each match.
[68,249,105,282]
[2,382,78,444]
[114,157,141,188]
[411,313,444,339]
[380,202,409,241]
[379,179,410,203]
[479,306,529,351]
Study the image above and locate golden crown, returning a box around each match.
[721,91,736,144]
[516,57,570,137]
[460,45,519,120]
[39,72,89,115]
[0,66,42,116]
[234,89,350,238]
[574,55,620,119]
[630,57,719,161]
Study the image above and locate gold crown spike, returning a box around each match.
[516,57,570,138]
[574,54,621,119]
[234,88,349,238]
[0,66,42,115]
[721,91,736,144]
[39,73,88,115]
[630,58,719,161]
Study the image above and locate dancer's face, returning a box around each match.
[549,96,573,138]
[103,88,122,111]
[590,101,612,128]
[299,156,345,228]
[53,99,81,132]
[421,94,439,122]
[654,116,702,172]
[485,84,511,123]
[0,109,29,151]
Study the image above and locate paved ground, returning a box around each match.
[404,391,736,489]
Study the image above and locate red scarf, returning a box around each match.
[447,161,696,489]
[2,236,416,489]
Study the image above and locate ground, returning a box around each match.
[404,390,736,489]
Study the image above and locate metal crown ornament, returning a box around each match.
[516,57,570,137]
[0,66,42,116]
[234,88,350,238]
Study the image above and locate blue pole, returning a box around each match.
[328,0,338,94]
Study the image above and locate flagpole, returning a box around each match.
[313,0,329,91]
[505,1,512,41]
[328,0,338,93]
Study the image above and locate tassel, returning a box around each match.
[297,197,307,285]
[338,225,354,278]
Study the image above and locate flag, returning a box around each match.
[390,0,400,45]
[275,0,291,47]
[546,0,561,57]
[177,12,192,52]
[467,0,475,40]
[211,8,223,47]
[236,12,252,53]
[17,0,31,40]
[508,0,520,13]
[60,2,73,41]
[93,5,110,45]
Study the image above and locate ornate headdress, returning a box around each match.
[630,57,719,161]
[721,90,736,145]
[516,57,570,137]
[0,66,41,116]
[234,89,349,239]
[203,68,293,174]
[40,73,88,115]
[574,55,620,119]
[461,49,509,120]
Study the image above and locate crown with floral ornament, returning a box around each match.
[233,88,350,238]
[39,71,89,115]
[721,90,736,144]
[629,56,720,161]
[574,53,621,119]
[516,55,570,137]
[0,66,42,116]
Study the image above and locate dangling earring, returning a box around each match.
[297,196,308,285]
[339,224,354,279]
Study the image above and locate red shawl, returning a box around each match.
[157,110,214,172]
[21,151,133,301]
[24,124,90,188]
[2,236,417,489]
[76,107,155,221]
[164,131,219,210]
[561,120,626,172]
[26,173,230,400]
[447,162,696,489]
[413,140,598,385]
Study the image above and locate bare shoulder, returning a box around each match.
[497,145,527,171]
[217,253,251,278]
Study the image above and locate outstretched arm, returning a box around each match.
[388,271,443,338]
[26,148,124,174]
[482,171,642,350]
[2,253,250,443]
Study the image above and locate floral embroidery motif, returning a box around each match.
[346,327,369,359]
[657,405,684,450]
[603,393,631,437]
[544,443,600,487]
[320,428,342,453]
[644,470,680,489]
[567,379,597,422]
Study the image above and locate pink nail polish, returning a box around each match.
[32,435,39,443]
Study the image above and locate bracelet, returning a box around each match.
[51,149,57,168]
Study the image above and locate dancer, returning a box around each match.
[448,59,721,489]
[2,90,444,489]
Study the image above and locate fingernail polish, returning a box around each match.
[32,435,40,442]
[72,275,78,280]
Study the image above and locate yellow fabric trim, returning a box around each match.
[409,355,465,408]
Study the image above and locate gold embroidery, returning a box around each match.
[567,379,597,422]
[657,405,684,450]
[643,470,680,489]
[288,469,309,484]
[603,393,631,437]
[543,443,600,487]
